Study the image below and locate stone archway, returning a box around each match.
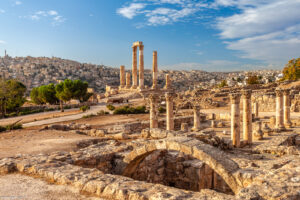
[122,137,241,194]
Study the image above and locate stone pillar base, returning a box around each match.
[131,85,137,89]
[284,121,292,128]
[191,127,200,132]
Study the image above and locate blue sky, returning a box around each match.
[0,0,299,71]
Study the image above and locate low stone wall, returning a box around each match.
[252,91,300,112]
[110,116,194,134]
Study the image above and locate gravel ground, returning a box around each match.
[0,174,104,200]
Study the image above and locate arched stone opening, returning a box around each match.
[123,149,234,195]
[122,137,241,194]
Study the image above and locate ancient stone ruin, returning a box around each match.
[1,42,300,200]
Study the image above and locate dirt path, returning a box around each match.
[0,109,81,127]
[22,103,108,128]
[0,128,94,159]
[0,174,103,200]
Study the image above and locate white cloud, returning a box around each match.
[0,40,6,44]
[216,0,300,65]
[118,0,300,66]
[117,3,146,19]
[48,10,58,16]
[0,9,5,14]
[25,10,65,25]
[15,1,22,5]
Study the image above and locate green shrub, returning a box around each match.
[97,110,109,115]
[106,104,115,111]
[82,114,96,118]
[5,123,22,131]
[0,124,23,132]
[64,105,72,109]
[113,105,147,115]
[0,126,6,132]
[80,105,90,112]
[158,107,166,113]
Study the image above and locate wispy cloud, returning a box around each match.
[0,9,5,14]
[216,0,300,65]
[117,3,146,19]
[117,0,207,26]
[0,40,6,44]
[15,1,22,5]
[24,10,66,25]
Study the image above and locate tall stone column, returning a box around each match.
[242,89,252,145]
[165,92,174,131]
[253,102,259,118]
[275,88,284,130]
[125,72,131,89]
[149,94,158,128]
[131,46,138,89]
[165,74,171,89]
[192,105,201,131]
[152,51,158,89]
[230,93,241,147]
[119,65,125,88]
[283,89,292,128]
[138,45,144,89]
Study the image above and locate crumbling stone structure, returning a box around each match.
[152,51,158,89]
[119,65,125,89]
[241,89,252,144]
[275,88,285,130]
[283,89,292,128]
[166,92,174,131]
[192,105,201,131]
[230,93,241,147]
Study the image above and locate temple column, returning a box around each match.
[230,93,241,147]
[165,92,174,131]
[149,94,159,128]
[242,89,252,145]
[165,74,171,89]
[119,65,125,88]
[275,88,284,130]
[253,101,259,118]
[283,89,292,128]
[152,51,158,89]
[139,45,144,89]
[192,105,201,131]
[126,72,131,89]
[131,46,138,89]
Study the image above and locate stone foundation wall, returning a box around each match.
[110,116,194,134]
[130,150,233,194]
[252,91,300,112]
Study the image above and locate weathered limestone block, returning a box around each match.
[253,121,263,140]
[181,123,189,132]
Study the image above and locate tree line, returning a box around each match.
[30,79,92,112]
[0,79,26,118]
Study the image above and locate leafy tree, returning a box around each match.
[55,79,91,112]
[247,75,259,85]
[218,80,228,88]
[5,80,27,112]
[0,79,26,118]
[30,84,58,105]
[30,87,42,105]
[71,80,92,102]
[236,77,242,82]
[38,84,58,104]
[282,58,300,81]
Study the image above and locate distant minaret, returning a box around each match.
[4,50,7,57]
